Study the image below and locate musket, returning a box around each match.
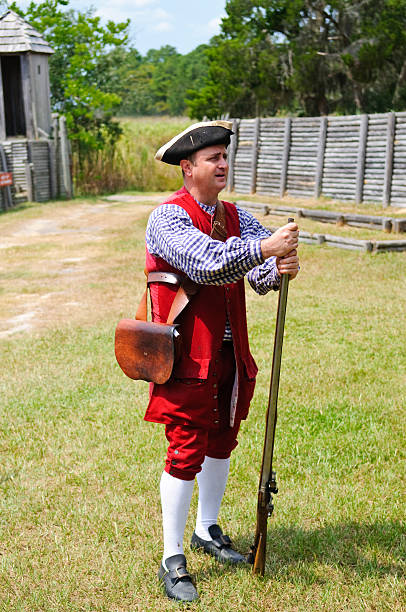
[247,218,294,575]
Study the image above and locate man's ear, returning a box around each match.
[180,159,193,177]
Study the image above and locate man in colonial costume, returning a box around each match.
[144,121,299,602]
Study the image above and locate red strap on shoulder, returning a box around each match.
[136,199,227,322]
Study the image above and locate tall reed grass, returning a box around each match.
[73,116,191,195]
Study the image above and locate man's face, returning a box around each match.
[185,145,229,196]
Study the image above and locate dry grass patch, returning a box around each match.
[0,198,158,336]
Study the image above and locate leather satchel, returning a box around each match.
[114,319,179,384]
[114,199,227,384]
[115,272,196,384]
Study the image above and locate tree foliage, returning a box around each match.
[9,0,129,159]
[187,0,406,119]
[108,44,209,117]
[7,0,406,148]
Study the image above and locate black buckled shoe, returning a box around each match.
[190,524,248,565]
[158,554,198,602]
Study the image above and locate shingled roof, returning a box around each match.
[0,10,54,54]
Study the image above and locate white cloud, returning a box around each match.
[41,0,227,55]
[154,8,171,20]
[92,1,144,22]
[154,21,173,32]
[150,7,173,32]
[207,15,223,35]
[94,0,156,12]
[133,0,157,6]
[93,0,158,21]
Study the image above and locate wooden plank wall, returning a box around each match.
[257,117,285,196]
[322,115,359,201]
[363,114,387,204]
[391,114,406,206]
[0,140,28,209]
[3,141,28,193]
[287,117,319,197]
[29,140,51,201]
[0,117,72,210]
[233,118,257,194]
[228,111,406,207]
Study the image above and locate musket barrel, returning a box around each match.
[259,272,290,490]
[251,217,294,575]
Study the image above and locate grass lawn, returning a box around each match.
[0,193,405,611]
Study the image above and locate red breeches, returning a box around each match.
[164,342,241,481]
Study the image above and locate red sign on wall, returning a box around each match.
[0,172,13,187]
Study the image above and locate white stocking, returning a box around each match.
[195,456,230,540]
[160,470,194,565]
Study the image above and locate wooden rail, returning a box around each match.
[235,200,406,233]
[236,201,406,252]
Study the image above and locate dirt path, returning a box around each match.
[0,195,165,337]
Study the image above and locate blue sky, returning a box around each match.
[14,0,227,55]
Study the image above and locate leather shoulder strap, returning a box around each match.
[135,267,149,321]
[165,277,199,324]
[210,199,227,241]
[135,287,148,321]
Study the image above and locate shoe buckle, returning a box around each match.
[175,566,188,579]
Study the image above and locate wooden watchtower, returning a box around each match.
[0,9,53,140]
[0,10,72,208]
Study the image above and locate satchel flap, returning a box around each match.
[115,319,176,384]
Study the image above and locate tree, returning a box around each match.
[164,45,209,116]
[112,44,209,117]
[188,0,406,118]
[186,34,288,119]
[9,0,130,159]
[93,46,154,116]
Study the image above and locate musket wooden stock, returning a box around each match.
[249,218,294,576]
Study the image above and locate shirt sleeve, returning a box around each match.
[146,202,280,291]
[236,207,281,294]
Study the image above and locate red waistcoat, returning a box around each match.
[144,187,258,429]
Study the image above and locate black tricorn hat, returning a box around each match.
[155,120,234,165]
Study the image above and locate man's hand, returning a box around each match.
[276,249,299,280]
[260,222,299,259]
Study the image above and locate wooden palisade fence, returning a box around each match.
[227,112,406,208]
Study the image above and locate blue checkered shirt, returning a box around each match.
[146,198,280,340]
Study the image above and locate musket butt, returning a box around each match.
[253,558,265,576]
[252,534,265,576]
